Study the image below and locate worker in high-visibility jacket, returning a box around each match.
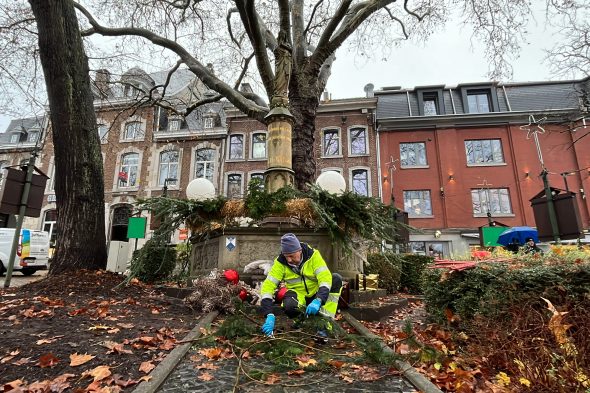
[260,233,343,336]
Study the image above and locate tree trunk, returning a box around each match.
[289,70,321,190]
[29,0,107,274]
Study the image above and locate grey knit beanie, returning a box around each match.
[280,233,301,254]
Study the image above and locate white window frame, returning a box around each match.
[400,142,428,168]
[157,150,179,187]
[194,147,216,183]
[248,172,265,190]
[349,167,371,197]
[0,160,9,180]
[348,126,368,156]
[9,133,19,144]
[465,139,505,166]
[321,167,342,174]
[250,131,267,160]
[467,91,491,113]
[119,116,146,142]
[471,188,513,216]
[403,190,433,218]
[225,172,244,198]
[203,117,214,129]
[96,118,110,144]
[227,134,245,160]
[168,118,181,132]
[116,150,141,189]
[27,131,39,143]
[321,127,342,157]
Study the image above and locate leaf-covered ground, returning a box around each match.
[0,270,199,392]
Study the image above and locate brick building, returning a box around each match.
[224,96,378,198]
[375,78,590,257]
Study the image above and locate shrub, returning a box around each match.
[422,260,590,325]
[129,236,177,284]
[400,254,432,294]
[365,252,402,293]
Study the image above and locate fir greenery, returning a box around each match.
[129,233,177,284]
[365,253,403,294]
[135,182,409,253]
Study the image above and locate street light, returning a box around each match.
[162,177,177,197]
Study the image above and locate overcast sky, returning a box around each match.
[0,3,575,133]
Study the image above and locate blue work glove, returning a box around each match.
[306,298,322,316]
[261,313,275,336]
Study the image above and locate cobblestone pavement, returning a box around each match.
[159,348,418,393]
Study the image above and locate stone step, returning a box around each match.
[345,298,409,322]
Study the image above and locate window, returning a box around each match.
[0,161,8,180]
[465,139,504,165]
[49,162,56,191]
[9,133,19,144]
[119,153,139,187]
[403,190,432,217]
[423,94,438,115]
[471,188,512,215]
[98,124,108,142]
[124,121,142,140]
[204,117,214,129]
[322,129,340,156]
[228,135,244,160]
[227,174,242,198]
[251,133,267,159]
[195,148,215,182]
[42,210,58,248]
[467,91,491,113]
[351,169,369,196]
[248,173,265,191]
[124,85,139,98]
[27,131,39,143]
[169,119,181,131]
[400,142,427,167]
[158,150,179,186]
[349,128,367,155]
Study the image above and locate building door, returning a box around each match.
[111,205,132,242]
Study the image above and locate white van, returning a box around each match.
[0,228,50,276]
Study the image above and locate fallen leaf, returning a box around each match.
[519,377,531,387]
[265,373,281,384]
[195,362,220,371]
[88,325,113,331]
[198,347,222,360]
[327,359,345,369]
[287,369,305,376]
[295,355,317,368]
[116,323,135,329]
[39,353,59,368]
[13,357,31,366]
[139,361,156,374]
[83,365,112,382]
[139,375,152,382]
[103,341,133,355]
[495,371,511,387]
[198,372,214,381]
[70,353,95,367]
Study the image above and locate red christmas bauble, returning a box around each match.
[223,269,239,285]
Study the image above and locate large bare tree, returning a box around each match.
[71,0,589,189]
[28,0,107,273]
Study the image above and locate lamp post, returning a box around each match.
[162,177,177,198]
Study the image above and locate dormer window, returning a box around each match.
[169,119,181,131]
[459,85,499,113]
[123,84,140,98]
[9,133,19,144]
[417,89,444,116]
[27,131,39,143]
[204,117,214,129]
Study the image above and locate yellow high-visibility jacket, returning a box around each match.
[260,243,332,316]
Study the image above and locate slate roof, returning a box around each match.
[375,77,589,119]
[0,116,44,144]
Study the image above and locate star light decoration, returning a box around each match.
[520,115,547,139]
[520,114,548,169]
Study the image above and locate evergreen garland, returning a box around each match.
[135,183,408,252]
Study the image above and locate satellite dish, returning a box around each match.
[186,178,216,201]
[316,171,346,195]
[363,83,374,93]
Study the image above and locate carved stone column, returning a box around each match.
[264,106,295,192]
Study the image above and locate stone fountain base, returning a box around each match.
[190,226,364,280]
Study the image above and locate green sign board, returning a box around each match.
[127,217,147,239]
[481,226,508,247]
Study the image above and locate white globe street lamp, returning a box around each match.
[316,171,346,195]
[186,178,216,201]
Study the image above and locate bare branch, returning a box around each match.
[73,1,267,122]
[303,0,325,37]
[384,6,408,39]
[226,8,241,49]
